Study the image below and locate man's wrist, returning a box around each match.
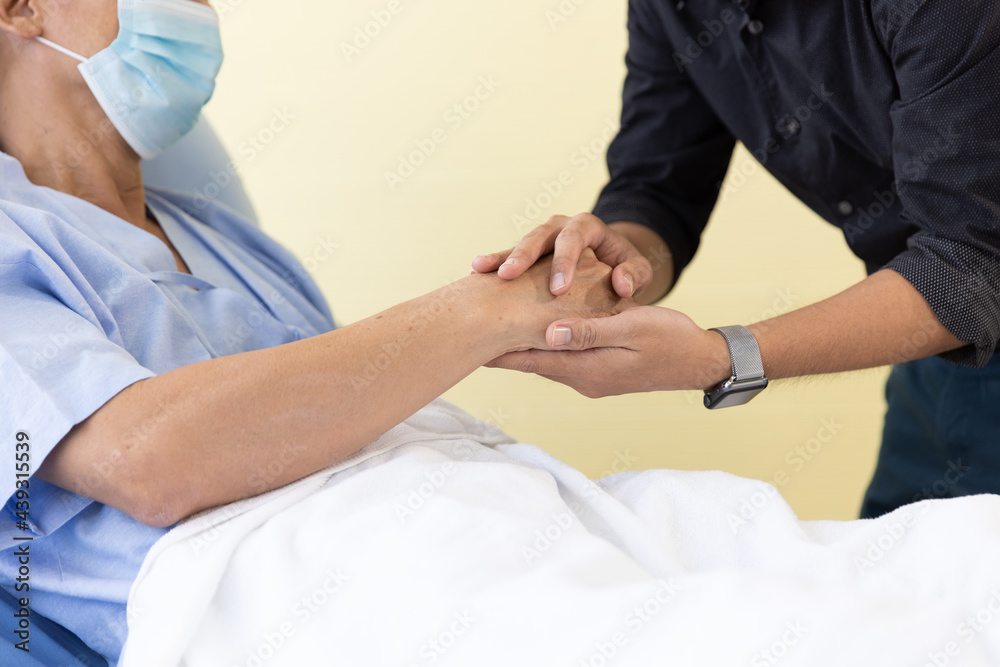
[702,326,769,408]
[699,329,735,391]
[745,321,775,380]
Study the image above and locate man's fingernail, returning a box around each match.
[474,255,485,264]
[624,274,635,295]
[552,326,572,347]
[551,272,566,292]
[503,257,517,267]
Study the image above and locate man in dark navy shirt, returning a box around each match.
[474,0,1000,517]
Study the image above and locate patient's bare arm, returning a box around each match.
[37,252,628,527]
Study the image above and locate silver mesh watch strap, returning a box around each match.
[709,325,765,381]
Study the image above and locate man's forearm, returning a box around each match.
[608,221,675,304]
[484,262,967,399]
[740,269,965,382]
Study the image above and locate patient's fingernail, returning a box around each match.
[624,274,635,295]
[552,326,572,347]
[551,272,566,292]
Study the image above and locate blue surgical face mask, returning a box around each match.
[37,0,224,160]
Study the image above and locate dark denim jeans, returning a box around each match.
[860,353,1000,518]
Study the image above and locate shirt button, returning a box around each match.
[836,200,854,216]
[747,19,764,35]
[777,116,801,137]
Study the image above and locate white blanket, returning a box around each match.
[118,399,1000,667]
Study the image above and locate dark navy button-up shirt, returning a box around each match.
[592,0,1000,367]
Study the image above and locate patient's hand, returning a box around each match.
[472,248,634,352]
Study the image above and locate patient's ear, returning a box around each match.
[0,0,44,40]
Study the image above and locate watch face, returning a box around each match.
[705,388,762,409]
[704,378,768,410]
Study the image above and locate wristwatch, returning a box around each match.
[704,325,768,410]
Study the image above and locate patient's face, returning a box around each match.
[3,0,212,63]
[50,0,210,54]
[31,0,120,59]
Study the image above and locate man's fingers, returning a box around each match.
[486,349,571,375]
[496,221,566,279]
[549,217,606,295]
[471,249,513,274]
[546,313,635,351]
[496,214,572,279]
[486,349,627,399]
[611,257,653,298]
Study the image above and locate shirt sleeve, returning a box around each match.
[1,260,156,536]
[592,0,737,285]
[877,0,1000,367]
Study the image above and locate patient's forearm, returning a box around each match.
[39,273,558,527]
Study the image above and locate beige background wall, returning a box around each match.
[203,0,889,520]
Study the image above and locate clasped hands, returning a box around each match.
[472,213,731,397]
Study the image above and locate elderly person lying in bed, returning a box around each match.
[5,2,1000,666]
[0,0,633,660]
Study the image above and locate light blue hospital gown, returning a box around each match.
[0,151,336,663]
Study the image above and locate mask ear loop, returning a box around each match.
[35,36,87,63]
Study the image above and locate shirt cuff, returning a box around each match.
[884,237,1000,368]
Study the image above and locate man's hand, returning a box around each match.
[480,248,636,353]
[487,306,732,397]
[472,213,674,305]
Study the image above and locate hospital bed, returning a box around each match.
[0,117,251,666]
